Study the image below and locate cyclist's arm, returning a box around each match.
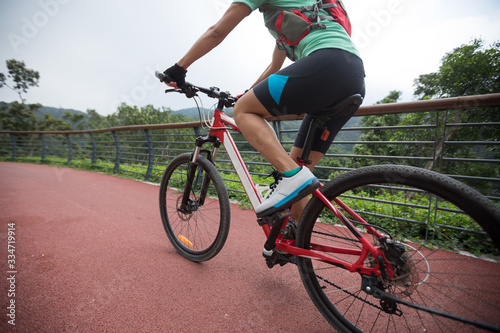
[177,3,251,70]
[250,46,287,88]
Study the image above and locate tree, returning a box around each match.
[62,111,86,130]
[0,59,43,132]
[38,113,72,131]
[414,39,500,99]
[0,102,40,131]
[0,59,40,103]
[394,39,499,193]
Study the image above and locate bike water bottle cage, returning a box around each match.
[260,0,352,60]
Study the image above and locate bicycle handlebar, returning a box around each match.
[155,71,238,108]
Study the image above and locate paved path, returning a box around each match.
[0,162,333,332]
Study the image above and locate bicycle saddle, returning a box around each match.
[316,94,363,119]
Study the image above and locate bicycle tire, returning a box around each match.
[296,165,500,332]
[159,153,230,262]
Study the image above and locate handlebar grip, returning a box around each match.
[155,70,173,83]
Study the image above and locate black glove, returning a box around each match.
[163,63,187,88]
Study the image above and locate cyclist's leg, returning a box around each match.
[234,92,319,217]
[289,147,324,221]
[234,91,298,173]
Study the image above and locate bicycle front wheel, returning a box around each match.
[296,165,500,332]
[159,153,230,262]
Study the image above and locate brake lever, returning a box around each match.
[163,82,198,99]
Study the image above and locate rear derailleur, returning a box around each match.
[361,275,403,316]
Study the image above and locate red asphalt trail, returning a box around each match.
[0,162,333,332]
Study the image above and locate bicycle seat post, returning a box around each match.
[297,119,320,166]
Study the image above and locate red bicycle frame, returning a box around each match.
[195,107,388,278]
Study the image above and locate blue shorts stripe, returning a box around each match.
[268,74,289,105]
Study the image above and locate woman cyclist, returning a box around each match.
[163,0,365,221]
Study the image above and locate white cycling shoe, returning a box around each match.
[255,167,320,218]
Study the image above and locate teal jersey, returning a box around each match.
[233,0,360,60]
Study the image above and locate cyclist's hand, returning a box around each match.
[163,63,187,89]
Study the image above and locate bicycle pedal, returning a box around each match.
[262,249,296,268]
[262,248,279,268]
[257,209,290,226]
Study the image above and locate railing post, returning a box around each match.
[40,134,46,162]
[10,134,17,161]
[89,133,97,164]
[66,134,73,164]
[144,129,153,181]
[112,131,120,172]
[436,109,450,174]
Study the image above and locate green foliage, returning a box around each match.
[347,40,500,196]
[62,111,86,130]
[351,90,402,167]
[0,102,40,131]
[337,187,498,256]
[38,113,72,131]
[414,39,500,98]
[401,39,499,192]
[0,59,40,103]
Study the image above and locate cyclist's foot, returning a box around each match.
[256,167,319,218]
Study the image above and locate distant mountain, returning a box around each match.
[0,102,87,121]
[171,107,214,120]
[36,105,86,120]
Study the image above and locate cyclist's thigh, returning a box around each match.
[252,48,365,117]
[233,89,271,118]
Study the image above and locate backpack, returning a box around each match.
[260,0,352,60]
[325,0,351,36]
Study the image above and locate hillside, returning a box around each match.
[0,102,87,121]
[37,105,87,120]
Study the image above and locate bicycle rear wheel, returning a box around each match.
[296,165,500,332]
[159,153,230,262]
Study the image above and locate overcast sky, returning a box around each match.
[1,0,499,116]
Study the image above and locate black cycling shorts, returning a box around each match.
[253,48,365,154]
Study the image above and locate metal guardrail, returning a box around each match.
[1,93,499,200]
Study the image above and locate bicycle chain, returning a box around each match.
[315,273,384,311]
[313,230,362,244]
[310,232,384,310]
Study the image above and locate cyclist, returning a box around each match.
[163,1,365,220]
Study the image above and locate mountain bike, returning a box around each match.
[156,72,500,332]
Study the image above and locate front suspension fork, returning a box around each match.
[179,135,220,211]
